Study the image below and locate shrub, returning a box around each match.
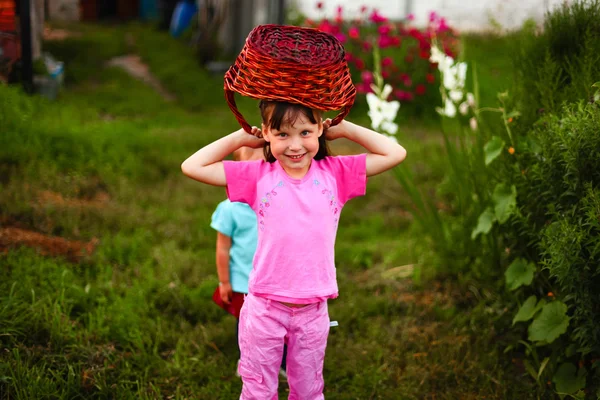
[512,0,600,128]
[526,102,600,357]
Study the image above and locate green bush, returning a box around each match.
[512,0,600,128]
[526,102,600,357]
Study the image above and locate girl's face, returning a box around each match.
[262,110,323,179]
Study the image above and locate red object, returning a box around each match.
[81,0,98,21]
[212,286,245,319]
[224,24,356,133]
[0,0,16,32]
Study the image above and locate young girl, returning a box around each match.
[182,100,406,398]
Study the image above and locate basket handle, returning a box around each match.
[225,89,252,133]
[225,89,350,134]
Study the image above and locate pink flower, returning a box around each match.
[369,10,387,24]
[426,73,435,84]
[378,35,394,48]
[355,59,365,70]
[360,5,368,13]
[335,32,347,44]
[429,11,438,22]
[362,41,372,52]
[419,49,429,60]
[378,24,391,35]
[348,26,360,39]
[336,6,343,15]
[415,84,426,95]
[381,56,393,67]
[316,1,323,10]
[318,19,337,34]
[355,82,373,93]
[419,40,431,50]
[438,17,449,33]
[361,70,374,84]
[402,75,412,87]
[394,90,414,101]
[382,70,390,79]
[407,13,415,21]
[345,53,353,62]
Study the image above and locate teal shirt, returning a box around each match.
[210,200,257,294]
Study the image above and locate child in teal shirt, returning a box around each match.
[210,146,287,377]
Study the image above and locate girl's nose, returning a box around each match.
[288,137,302,151]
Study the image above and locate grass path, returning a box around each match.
[0,23,531,399]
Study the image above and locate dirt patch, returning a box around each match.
[106,54,176,102]
[0,226,98,262]
[43,27,82,41]
[36,190,110,209]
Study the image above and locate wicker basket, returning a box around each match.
[224,24,356,133]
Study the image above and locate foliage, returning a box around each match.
[528,102,600,357]
[388,2,600,395]
[512,0,600,128]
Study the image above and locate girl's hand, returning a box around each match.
[219,281,233,305]
[323,118,347,141]
[240,126,266,149]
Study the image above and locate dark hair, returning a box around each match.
[259,100,331,163]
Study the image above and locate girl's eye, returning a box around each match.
[301,131,310,136]
[278,133,288,138]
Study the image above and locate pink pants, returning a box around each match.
[238,293,330,400]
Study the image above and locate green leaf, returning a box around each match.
[513,295,545,325]
[538,357,550,380]
[493,183,517,223]
[505,258,536,291]
[484,136,505,165]
[528,301,570,343]
[552,363,586,395]
[471,207,496,239]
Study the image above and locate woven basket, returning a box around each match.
[224,24,356,133]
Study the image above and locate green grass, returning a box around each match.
[0,23,532,398]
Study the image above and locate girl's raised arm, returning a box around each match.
[326,120,407,177]
[181,128,264,186]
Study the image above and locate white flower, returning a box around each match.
[380,120,398,135]
[430,46,453,72]
[459,102,469,115]
[437,99,457,117]
[470,117,478,131]
[381,83,393,100]
[443,62,467,92]
[366,92,399,131]
[466,92,476,107]
[449,90,463,103]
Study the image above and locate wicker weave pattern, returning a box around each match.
[224,24,356,133]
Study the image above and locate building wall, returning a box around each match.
[291,0,567,31]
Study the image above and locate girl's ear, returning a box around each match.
[261,123,271,142]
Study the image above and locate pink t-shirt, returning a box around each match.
[223,155,367,303]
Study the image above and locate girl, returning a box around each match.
[181,100,406,399]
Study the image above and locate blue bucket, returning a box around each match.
[170,1,198,38]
